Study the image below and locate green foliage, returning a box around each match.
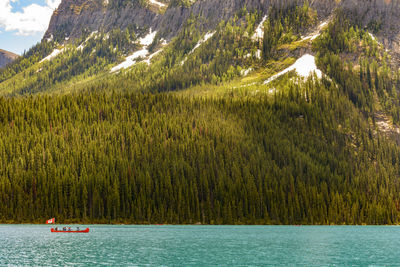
[2,3,400,226]
[0,28,143,95]
[313,10,400,123]
[1,76,400,224]
[95,12,263,93]
[0,41,55,83]
[263,1,317,60]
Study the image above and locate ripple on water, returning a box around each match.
[1,225,400,266]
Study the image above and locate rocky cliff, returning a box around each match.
[341,0,400,64]
[43,0,400,60]
[44,0,338,41]
[0,49,18,68]
[45,0,156,41]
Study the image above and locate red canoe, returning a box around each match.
[51,228,90,233]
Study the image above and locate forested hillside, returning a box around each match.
[1,82,400,225]
[1,0,400,224]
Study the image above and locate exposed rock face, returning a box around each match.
[0,50,18,68]
[44,0,337,41]
[341,0,400,64]
[45,0,157,40]
[44,0,399,59]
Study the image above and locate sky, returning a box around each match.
[0,0,62,55]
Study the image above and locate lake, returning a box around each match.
[0,225,399,266]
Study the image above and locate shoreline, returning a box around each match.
[1,222,399,226]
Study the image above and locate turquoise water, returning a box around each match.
[1,225,400,266]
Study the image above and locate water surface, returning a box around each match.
[0,225,399,266]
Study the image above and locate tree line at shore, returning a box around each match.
[0,82,400,224]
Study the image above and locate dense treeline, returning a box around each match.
[313,10,400,123]
[0,41,55,83]
[0,4,318,96]
[1,76,400,224]
[0,25,146,96]
[2,2,400,226]
[1,6,284,96]
[263,1,317,59]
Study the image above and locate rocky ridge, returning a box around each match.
[0,49,18,68]
[44,0,338,41]
[44,0,400,61]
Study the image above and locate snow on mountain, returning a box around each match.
[191,31,215,54]
[111,29,158,72]
[111,48,149,72]
[144,50,163,65]
[40,48,65,63]
[301,19,330,41]
[149,0,166,8]
[139,30,157,46]
[181,31,215,65]
[264,54,322,84]
[252,15,267,40]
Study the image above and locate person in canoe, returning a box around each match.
[77,227,80,231]
[63,227,66,231]
[68,227,72,231]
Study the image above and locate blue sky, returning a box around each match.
[0,0,61,55]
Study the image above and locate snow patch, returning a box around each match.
[77,43,86,51]
[244,49,262,59]
[40,48,65,63]
[86,31,99,41]
[77,31,99,50]
[264,54,322,84]
[368,32,376,41]
[367,32,382,46]
[255,49,262,59]
[144,50,163,64]
[159,38,168,46]
[149,0,166,7]
[181,31,215,65]
[46,34,53,42]
[111,48,149,72]
[252,15,267,40]
[140,29,157,46]
[368,32,381,45]
[301,19,330,41]
[301,32,320,41]
[111,29,160,72]
[241,68,253,76]
[191,31,215,53]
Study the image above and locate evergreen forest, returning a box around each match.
[1,2,400,225]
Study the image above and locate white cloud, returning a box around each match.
[46,0,61,9]
[0,0,62,36]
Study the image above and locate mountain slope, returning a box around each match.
[1,0,400,224]
[43,0,400,54]
[0,49,18,68]
[44,0,338,42]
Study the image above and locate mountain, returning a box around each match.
[0,49,18,68]
[341,0,400,64]
[43,0,400,55]
[44,0,335,42]
[1,0,400,224]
